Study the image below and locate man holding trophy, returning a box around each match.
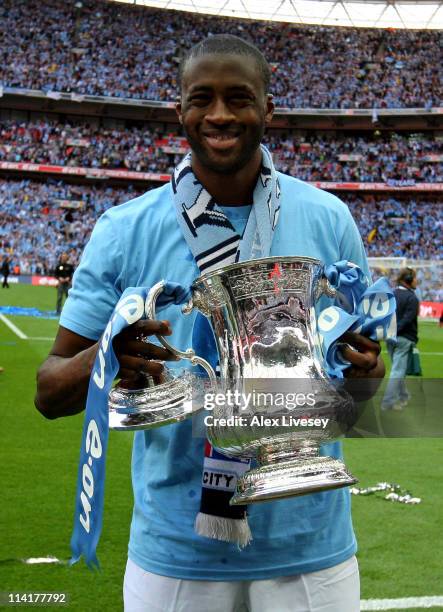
[36,35,386,612]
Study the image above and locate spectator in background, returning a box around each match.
[1,255,10,288]
[54,252,74,314]
[381,268,419,411]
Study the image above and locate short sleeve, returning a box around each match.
[60,212,124,340]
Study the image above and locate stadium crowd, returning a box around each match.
[1,0,441,109]
[1,119,442,183]
[0,178,139,275]
[0,178,441,300]
[0,120,173,173]
[345,194,442,260]
[268,133,442,183]
[0,1,441,303]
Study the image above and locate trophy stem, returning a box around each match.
[230,442,357,506]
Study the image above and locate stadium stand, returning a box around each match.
[1,119,442,182]
[1,0,442,108]
[345,194,442,260]
[0,0,441,303]
[0,176,441,298]
[0,178,140,275]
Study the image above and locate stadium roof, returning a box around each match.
[110,0,443,29]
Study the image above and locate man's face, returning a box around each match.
[177,54,274,175]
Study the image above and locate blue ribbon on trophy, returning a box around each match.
[70,284,188,569]
[320,260,396,377]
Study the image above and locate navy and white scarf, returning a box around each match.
[172,145,281,272]
[172,144,281,546]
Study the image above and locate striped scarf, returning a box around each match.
[173,145,281,546]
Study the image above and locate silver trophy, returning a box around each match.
[109,256,359,503]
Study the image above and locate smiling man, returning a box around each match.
[36,35,383,611]
[177,47,273,194]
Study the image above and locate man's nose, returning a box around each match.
[205,97,235,124]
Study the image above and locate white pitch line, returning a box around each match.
[0,313,28,339]
[28,337,55,341]
[361,596,443,610]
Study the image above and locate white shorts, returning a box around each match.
[123,555,360,612]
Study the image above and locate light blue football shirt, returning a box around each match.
[61,173,370,580]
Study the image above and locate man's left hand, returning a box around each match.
[340,331,385,401]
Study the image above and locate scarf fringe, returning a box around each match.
[194,512,252,548]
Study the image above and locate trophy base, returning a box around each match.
[230,455,357,505]
[108,371,202,431]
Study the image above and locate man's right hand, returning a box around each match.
[35,319,179,419]
[113,319,179,386]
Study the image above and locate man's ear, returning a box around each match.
[175,96,183,125]
[265,93,275,124]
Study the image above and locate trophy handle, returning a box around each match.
[146,281,217,385]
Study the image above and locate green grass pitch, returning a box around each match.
[0,285,442,611]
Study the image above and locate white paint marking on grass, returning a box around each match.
[28,337,55,341]
[0,313,28,339]
[361,596,443,610]
[23,556,65,565]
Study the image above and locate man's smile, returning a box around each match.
[202,131,241,151]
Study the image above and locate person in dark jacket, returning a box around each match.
[54,252,74,315]
[1,256,10,289]
[382,267,419,410]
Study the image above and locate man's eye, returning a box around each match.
[190,95,210,104]
[230,95,253,104]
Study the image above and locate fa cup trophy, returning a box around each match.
[109,256,358,504]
